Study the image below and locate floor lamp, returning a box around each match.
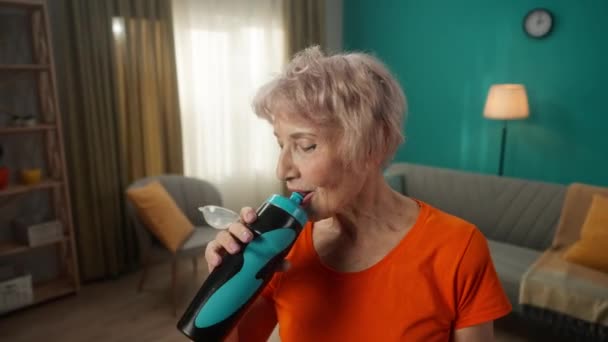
[483,84,529,176]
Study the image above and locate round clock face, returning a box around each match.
[524,9,553,38]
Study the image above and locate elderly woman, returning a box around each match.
[204,47,511,341]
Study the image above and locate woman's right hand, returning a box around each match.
[204,206,257,273]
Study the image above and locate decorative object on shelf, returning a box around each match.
[19,168,42,185]
[13,219,63,247]
[7,114,38,127]
[9,114,22,127]
[22,115,37,127]
[483,84,530,176]
[0,265,33,314]
[523,8,554,39]
[0,144,8,190]
[0,167,8,190]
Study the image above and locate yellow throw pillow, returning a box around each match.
[127,181,194,253]
[563,194,608,273]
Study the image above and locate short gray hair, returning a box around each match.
[253,46,406,168]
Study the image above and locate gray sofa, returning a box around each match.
[384,162,566,313]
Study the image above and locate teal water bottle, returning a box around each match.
[177,192,308,341]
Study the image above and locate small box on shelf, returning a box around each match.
[13,219,63,247]
[0,265,33,314]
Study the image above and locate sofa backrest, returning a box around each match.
[384,163,566,251]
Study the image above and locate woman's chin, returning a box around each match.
[305,206,332,222]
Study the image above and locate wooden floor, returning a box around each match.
[0,256,564,342]
[0,256,279,342]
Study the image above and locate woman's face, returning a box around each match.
[273,113,367,221]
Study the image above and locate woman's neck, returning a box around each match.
[322,170,417,243]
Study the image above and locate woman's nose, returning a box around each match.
[276,149,297,181]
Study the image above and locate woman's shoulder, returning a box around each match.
[410,200,485,259]
[417,200,478,237]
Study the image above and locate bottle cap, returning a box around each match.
[267,193,308,226]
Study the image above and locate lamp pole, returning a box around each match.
[498,120,507,176]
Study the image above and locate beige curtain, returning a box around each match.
[281,0,325,196]
[113,5,183,180]
[283,0,326,58]
[54,0,183,281]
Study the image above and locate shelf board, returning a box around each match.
[0,179,61,197]
[0,237,67,257]
[0,124,56,134]
[0,64,49,71]
[33,277,76,305]
[0,0,44,8]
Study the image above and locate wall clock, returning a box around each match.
[523,8,554,39]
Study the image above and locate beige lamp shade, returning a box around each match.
[483,84,529,120]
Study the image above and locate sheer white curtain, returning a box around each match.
[172,0,285,211]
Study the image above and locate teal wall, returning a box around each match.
[344,0,608,186]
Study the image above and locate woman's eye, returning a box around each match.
[300,144,317,152]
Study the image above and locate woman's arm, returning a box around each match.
[225,296,278,342]
[453,321,494,342]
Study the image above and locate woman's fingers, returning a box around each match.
[204,206,292,274]
[216,229,241,254]
[228,222,254,243]
[204,239,225,272]
[240,206,257,224]
[204,228,245,272]
[226,207,256,243]
[204,207,257,272]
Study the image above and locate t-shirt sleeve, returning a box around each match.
[454,228,512,329]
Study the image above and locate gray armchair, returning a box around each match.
[126,175,220,315]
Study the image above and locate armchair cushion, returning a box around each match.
[127,181,194,253]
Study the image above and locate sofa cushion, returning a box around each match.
[552,183,608,250]
[563,194,608,273]
[487,239,542,312]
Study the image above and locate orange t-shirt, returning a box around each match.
[260,200,511,341]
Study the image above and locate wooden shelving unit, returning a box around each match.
[0,179,61,196]
[0,124,56,134]
[0,237,67,257]
[0,0,79,313]
[0,64,49,71]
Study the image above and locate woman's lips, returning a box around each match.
[302,191,314,207]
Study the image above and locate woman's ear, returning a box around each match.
[359,158,382,178]
[364,150,383,170]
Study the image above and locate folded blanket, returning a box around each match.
[520,183,608,326]
[520,249,608,324]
